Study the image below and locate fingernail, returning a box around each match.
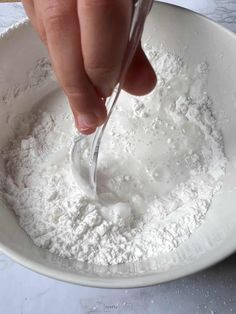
[79,127,96,135]
[77,113,98,129]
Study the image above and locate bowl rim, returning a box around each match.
[0,2,236,288]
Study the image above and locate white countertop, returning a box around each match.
[0,1,236,314]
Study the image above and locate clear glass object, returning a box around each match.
[71,0,153,196]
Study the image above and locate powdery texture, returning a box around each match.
[0,47,226,266]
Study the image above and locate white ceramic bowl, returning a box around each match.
[0,3,236,288]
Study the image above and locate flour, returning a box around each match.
[0,47,226,266]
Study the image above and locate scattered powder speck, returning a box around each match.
[0,46,226,266]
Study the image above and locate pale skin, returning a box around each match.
[22,0,157,134]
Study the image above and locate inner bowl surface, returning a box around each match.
[0,3,236,288]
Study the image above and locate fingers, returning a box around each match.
[123,44,157,96]
[21,1,37,32]
[78,0,133,97]
[33,0,106,134]
[23,0,157,136]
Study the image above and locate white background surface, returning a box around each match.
[0,1,236,314]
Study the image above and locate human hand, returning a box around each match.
[22,0,157,134]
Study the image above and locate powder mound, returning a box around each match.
[0,47,226,266]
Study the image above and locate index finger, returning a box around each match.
[34,0,107,134]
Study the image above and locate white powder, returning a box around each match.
[0,47,226,266]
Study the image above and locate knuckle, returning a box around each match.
[64,86,88,112]
[43,0,70,30]
[79,0,112,10]
[63,84,85,101]
[63,85,81,97]
[85,61,119,80]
